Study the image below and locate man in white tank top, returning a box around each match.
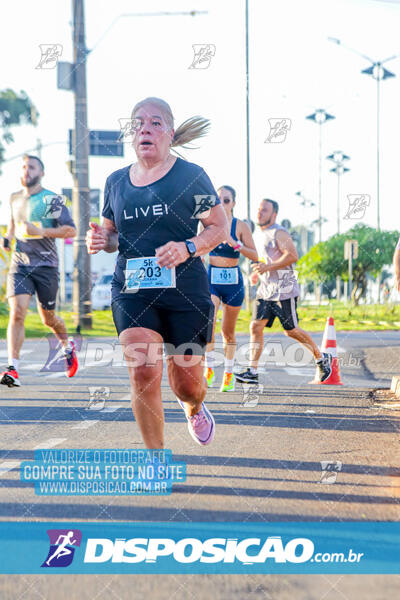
[236,198,332,384]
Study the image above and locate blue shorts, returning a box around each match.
[208,265,245,307]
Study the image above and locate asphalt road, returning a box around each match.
[0,333,399,598]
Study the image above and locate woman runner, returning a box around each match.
[86,97,227,449]
[204,185,258,391]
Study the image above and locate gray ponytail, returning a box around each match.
[132,97,210,150]
[172,116,210,148]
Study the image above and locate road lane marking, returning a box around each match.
[102,404,124,413]
[0,461,20,476]
[35,372,66,378]
[0,350,30,359]
[72,420,98,430]
[33,438,67,450]
[284,367,316,377]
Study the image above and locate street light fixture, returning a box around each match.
[327,151,350,302]
[88,10,207,54]
[295,190,315,208]
[326,151,350,234]
[328,37,399,304]
[327,150,350,165]
[328,37,399,232]
[310,216,328,229]
[306,109,335,243]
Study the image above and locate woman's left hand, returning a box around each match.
[156,241,190,269]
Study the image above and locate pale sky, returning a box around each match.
[1,0,400,240]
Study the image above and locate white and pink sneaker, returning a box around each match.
[177,399,215,446]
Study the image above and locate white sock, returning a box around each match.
[224,358,234,373]
[249,367,257,375]
[9,358,19,370]
[63,341,73,354]
[205,352,215,369]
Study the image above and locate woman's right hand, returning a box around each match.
[86,222,107,254]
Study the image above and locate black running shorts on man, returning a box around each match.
[7,266,59,310]
[103,158,220,355]
[253,297,299,331]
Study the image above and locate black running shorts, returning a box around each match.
[111,295,214,355]
[7,266,59,310]
[253,297,299,331]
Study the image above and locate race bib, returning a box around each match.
[210,266,239,285]
[124,257,176,293]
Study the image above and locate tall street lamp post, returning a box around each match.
[326,150,350,234]
[306,109,335,243]
[327,151,350,301]
[328,37,399,302]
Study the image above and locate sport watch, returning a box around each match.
[185,240,197,257]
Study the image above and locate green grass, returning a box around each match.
[0,307,116,338]
[0,301,399,337]
[220,300,400,332]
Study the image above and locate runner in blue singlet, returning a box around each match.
[204,185,257,392]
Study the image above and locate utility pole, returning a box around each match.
[72,0,92,328]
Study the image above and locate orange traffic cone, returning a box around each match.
[310,317,343,385]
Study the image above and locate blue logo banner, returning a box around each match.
[0,522,399,574]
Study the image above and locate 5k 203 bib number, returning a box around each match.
[124,257,176,292]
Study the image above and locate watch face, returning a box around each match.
[186,241,196,255]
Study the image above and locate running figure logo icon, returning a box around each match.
[265,269,298,297]
[241,384,264,407]
[320,461,342,484]
[118,118,137,143]
[265,118,291,143]
[192,195,217,219]
[36,44,63,69]
[41,529,82,568]
[41,334,82,373]
[88,386,110,411]
[189,44,216,69]
[344,194,370,220]
[124,269,141,294]
[43,194,65,219]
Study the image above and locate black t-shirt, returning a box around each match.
[102,157,220,305]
